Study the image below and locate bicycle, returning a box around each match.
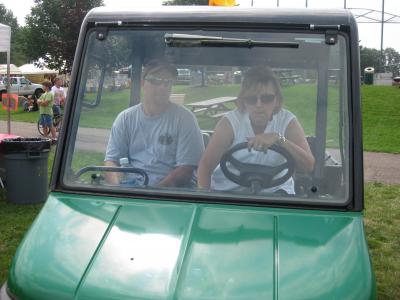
[37,112,63,136]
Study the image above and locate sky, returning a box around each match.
[1,0,400,51]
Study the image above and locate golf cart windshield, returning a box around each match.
[63,27,349,206]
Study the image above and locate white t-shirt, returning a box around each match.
[211,108,296,194]
[51,85,66,106]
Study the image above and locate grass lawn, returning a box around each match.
[364,182,400,299]
[361,86,400,153]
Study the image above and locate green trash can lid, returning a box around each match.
[1,137,51,153]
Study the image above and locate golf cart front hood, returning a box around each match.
[8,193,374,300]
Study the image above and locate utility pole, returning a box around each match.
[380,0,385,72]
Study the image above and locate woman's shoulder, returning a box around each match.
[275,108,295,121]
[225,108,245,121]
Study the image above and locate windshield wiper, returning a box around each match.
[165,33,299,48]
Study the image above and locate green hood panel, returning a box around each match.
[8,193,375,300]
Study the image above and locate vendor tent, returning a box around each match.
[0,23,11,53]
[0,64,21,76]
[19,63,58,83]
[0,23,12,134]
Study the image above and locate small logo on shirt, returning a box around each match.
[158,134,173,145]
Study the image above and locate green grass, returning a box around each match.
[364,182,400,299]
[361,86,400,153]
[0,147,55,283]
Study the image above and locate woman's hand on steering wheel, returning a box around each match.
[246,133,279,152]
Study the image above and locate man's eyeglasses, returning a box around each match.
[145,76,174,86]
[242,94,275,105]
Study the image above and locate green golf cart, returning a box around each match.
[1,6,375,300]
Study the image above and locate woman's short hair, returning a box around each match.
[237,66,283,114]
[142,59,177,81]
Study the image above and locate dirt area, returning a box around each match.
[1,120,399,185]
[364,152,400,185]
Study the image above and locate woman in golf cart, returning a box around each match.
[197,66,315,194]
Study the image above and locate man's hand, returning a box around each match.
[104,160,122,184]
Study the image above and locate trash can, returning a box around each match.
[364,67,375,85]
[2,138,51,204]
[233,71,242,84]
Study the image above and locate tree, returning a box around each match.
[0,4,28,66]
[360,46,382,74]
[383,47,400,76]
[163,0,208,5]
[23,0,103,73]
[360,46,400,76]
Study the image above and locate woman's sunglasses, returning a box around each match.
[145,76,174,86]
[242,94,275,105]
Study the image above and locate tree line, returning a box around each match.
[0,0,103,73]
[1,0,399,76]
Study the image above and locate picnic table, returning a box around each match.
[187,96,236,116]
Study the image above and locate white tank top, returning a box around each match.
[211,108,295,194]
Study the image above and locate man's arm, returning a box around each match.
[158,165,194,187]
[160,111,204,188]
[104,160,121,184]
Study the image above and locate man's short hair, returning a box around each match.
[142,59,178,80]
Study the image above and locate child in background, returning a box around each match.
[37,80,57,144]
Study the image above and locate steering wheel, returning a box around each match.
[75,166,149,186]
[220,142,295,193]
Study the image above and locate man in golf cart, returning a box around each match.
[104,59,204,187]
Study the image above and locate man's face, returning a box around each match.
[143,68,174,105]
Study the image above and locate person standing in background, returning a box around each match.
[51,77,66,116]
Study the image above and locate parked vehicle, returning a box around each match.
[176,68,192,84]
[0,76,43,101]
[1,6,376,300]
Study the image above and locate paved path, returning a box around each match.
[1,120,399,185]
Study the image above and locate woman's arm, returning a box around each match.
[282,118,315,173]
[197,118,234,189]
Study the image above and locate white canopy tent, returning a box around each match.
[0,64,21,75]
[19,63,58,75]
[0,23,12,134]
[0,23,11,53]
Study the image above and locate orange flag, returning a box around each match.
[209,0,236,6]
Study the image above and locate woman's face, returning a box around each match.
[242,82,278,127]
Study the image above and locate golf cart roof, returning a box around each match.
[85,7,356,27]
[79,7,358,71]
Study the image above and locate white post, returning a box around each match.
[6,50,11,134]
